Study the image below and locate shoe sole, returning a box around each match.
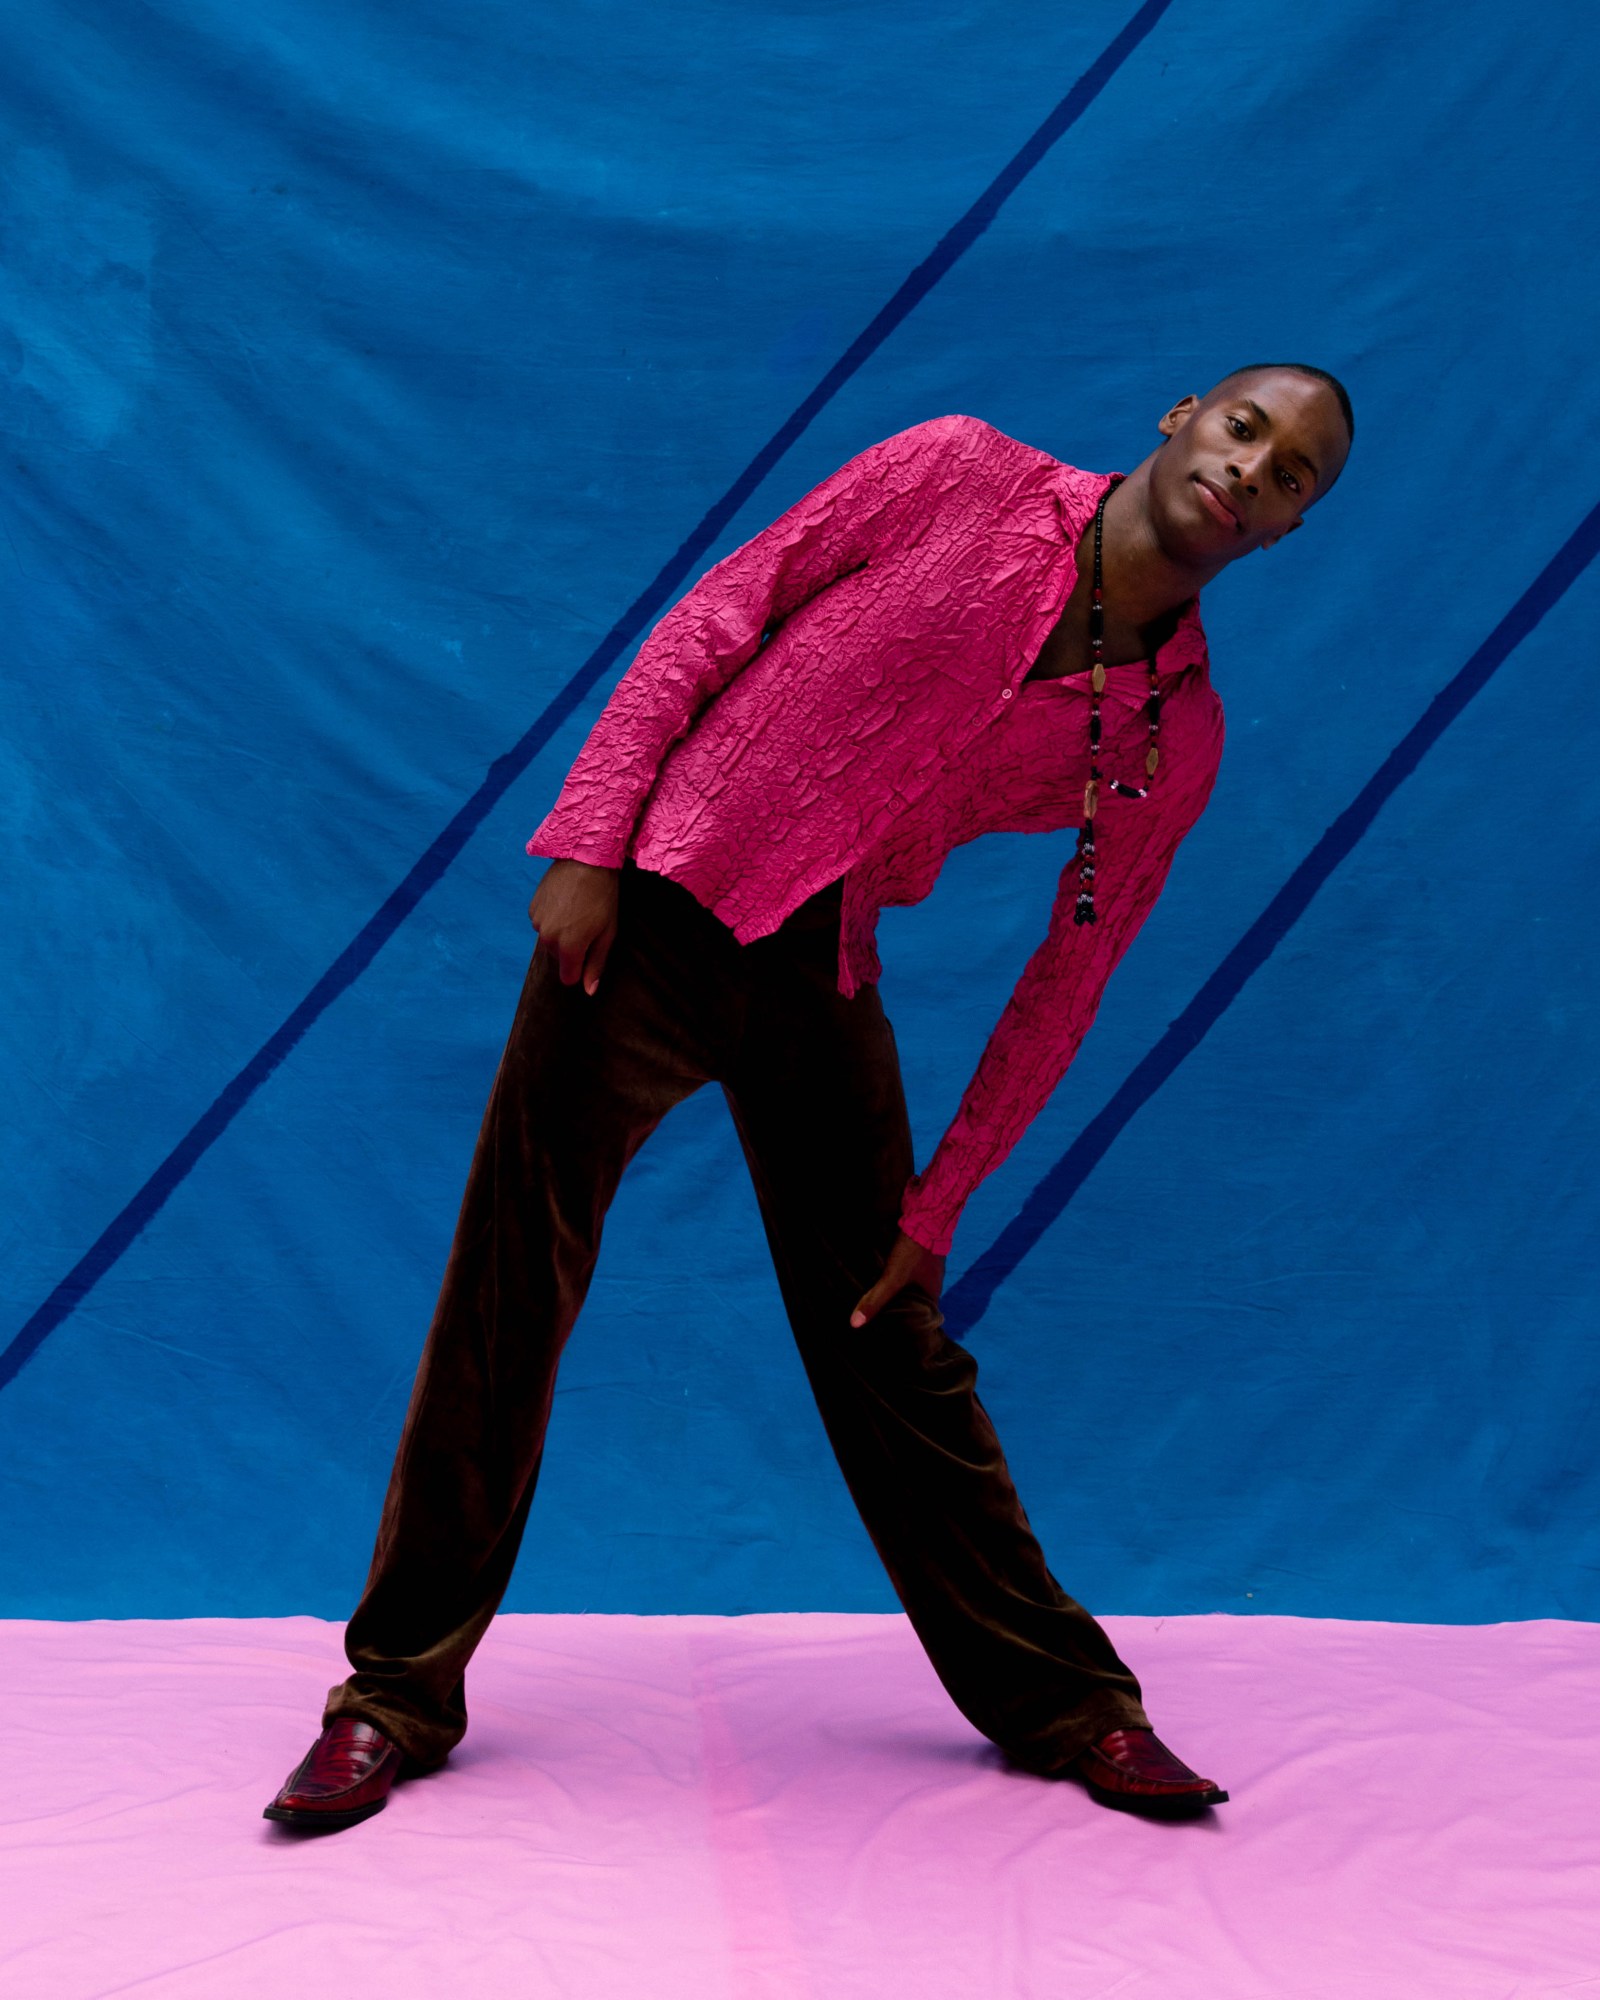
[262,1794,390,1833]
[1085,1782,1229,1818]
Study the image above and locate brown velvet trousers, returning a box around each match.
[325,860,1148,1773]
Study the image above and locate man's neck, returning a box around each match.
[1095,462,1221,626]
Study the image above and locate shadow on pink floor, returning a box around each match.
[3,1613,1597,1998]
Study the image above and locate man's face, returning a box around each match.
[1147,369,1350,568]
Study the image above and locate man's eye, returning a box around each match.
[1281,470,1301,493]
[1228,416,1248,436]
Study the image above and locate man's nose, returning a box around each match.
[1225,457,1261,496]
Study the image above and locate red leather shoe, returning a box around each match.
[1069,1728,1228,1817]
[263,1718,404,1832]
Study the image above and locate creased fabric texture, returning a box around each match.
[527,414,1225,1252]
[7,1613,1600,2000]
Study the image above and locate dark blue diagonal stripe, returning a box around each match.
[943,493,1600,1337]
[0,0,1175,1393]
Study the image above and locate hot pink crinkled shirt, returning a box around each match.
[527,414,1225,1254]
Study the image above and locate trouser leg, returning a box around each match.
[722,893,1149,1772]
[324,865,720,1767]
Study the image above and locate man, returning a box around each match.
[265,363,1353,1832]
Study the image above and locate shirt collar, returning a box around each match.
[1048,461,1208,682]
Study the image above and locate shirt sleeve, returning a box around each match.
[526,416,976,868]
[896,720,1224,1256]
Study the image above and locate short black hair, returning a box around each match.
[1227,361,1355,449]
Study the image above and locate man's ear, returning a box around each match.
[1157,393,1201,440]
[1258,516,1306,552]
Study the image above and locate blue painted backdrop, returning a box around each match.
[4,0,1597,1622]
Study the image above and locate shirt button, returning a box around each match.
[1000,687,1013,700]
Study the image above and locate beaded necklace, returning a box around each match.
[1071,474,1163,927]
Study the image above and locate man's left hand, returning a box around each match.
[850,1230,946,1328]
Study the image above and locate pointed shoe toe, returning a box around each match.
[1069,1727,1229,1818]
[263,1718,405,1833]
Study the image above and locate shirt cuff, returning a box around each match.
[897,1177,959,1257]
[524,828,631,869]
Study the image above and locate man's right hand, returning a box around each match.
[527,859,620,996]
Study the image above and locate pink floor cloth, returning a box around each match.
[3,1612,1597,1999]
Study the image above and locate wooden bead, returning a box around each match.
[1091,664,1106,694]
[1082,778,1099,821]
[1146,746,1160,776]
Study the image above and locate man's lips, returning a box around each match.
[1193,474,1244,533]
